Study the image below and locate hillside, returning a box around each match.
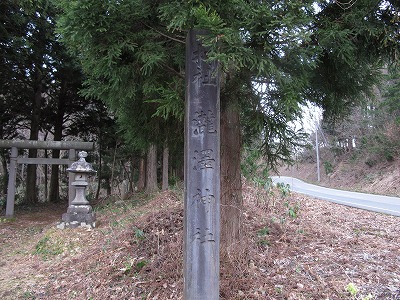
[278,149,400,198]
[1,182,399,299]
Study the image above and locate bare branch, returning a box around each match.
[141,22,185,44]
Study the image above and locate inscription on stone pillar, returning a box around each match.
[192,110,217,135]
[191,40,218,87]
[184,29,220,300]
[193,149,215,170]
[192,188,216,243]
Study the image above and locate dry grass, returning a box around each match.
[0,183,399,299]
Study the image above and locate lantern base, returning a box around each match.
[60,205,96,229]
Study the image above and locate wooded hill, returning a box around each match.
[279,70,400,197]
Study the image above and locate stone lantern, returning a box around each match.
[59,151,96,229]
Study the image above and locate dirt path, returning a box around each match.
[0,205,66,299]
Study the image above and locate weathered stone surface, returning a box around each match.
[57,220,95,229]
[62,210,95,224]
[184,29,220,300]
[69,221,80,228]
[66,205,93,214]
[0,139,94,150]
[60,150,97,229]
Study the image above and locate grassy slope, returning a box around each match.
[1,183,399,299]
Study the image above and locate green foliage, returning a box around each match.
[346,283,359,297]
[133,227,145,241]
[56,0,400,172]
[323,161,333,175]
[362,71,400,163]
[22,291,36,300]
[256,226,271,246]
[0,216,14,223]
[119,254,149,274]
[119,255,135,274]
[346,283,374,300]
[0,0,113,205]
[257,226,270,237]
[0,0,53,141]
[284,201,300,219]
[317,67,400,171]
[56,0,185,154]
[276,182,291,198]
[241,146,270,188]
[0,196,5,209]
[146,78,184,121]
[310,0,399,121]
[33,234,63,260]
[241,146,276,207]
[383,71,400,124]
[365,158,377,168]
[135,259,148,271]
[241,83,309,169]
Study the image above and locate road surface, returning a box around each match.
[271,176,400,217]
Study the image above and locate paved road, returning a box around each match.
[271,176,400,217]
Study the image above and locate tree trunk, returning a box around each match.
[137,156,146,192]
[220,98,243,246]
[49,81,67,202]
[25,72,43,204]
[129,156,135,192]
[162,143,169,191]
[1,149,8,196]
[49,151,60,202]
[145,143,158,194]
[110,142,118,195]
[49,125,63,203]
[44,150,48,201]
[95,142,102,200]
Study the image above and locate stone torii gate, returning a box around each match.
[0,140,94,217]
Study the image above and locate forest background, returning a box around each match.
[1,1,400,299]
[0,0,399,243]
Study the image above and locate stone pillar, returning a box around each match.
[184,29,220,300]
[68,149,76,205]
[5,147,18,217]
[121,179,128,200]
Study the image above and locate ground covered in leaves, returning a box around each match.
[0,182,399,299]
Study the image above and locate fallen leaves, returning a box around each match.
[0,187,399,299]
